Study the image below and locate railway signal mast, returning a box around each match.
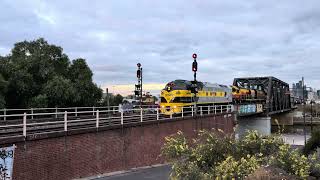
[192,53,198,115]
[135,63,143,107]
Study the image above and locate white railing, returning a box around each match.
[0,104,233,138]
[0,105,160,121]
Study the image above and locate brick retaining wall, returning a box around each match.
[8,114,235,180]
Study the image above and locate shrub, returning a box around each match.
[215,155,261,179]
[271,144,310,178]
[304,130,320,155]
[161,131,190,162]
[308,148,320,177]
[162,130,313,179]
[170,161,212,180]
[238,130,284,159]
[191,130,236,171]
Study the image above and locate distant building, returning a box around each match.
[308,91,317,102]
[292,80,307,100]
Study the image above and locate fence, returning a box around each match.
[0,105,233,139]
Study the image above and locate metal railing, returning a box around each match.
[0,104,233,139]
[0,105,160,121]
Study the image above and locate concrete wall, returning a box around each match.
[237,116,271,136]
[5,114,235,180]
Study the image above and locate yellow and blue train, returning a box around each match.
[160,79,266,115]
[160,80,232,115]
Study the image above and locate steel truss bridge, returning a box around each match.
[233,76,292,115]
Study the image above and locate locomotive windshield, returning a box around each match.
[164,80,190,90]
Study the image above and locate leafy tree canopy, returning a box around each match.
[102,94,124,106]
[0,38,102,108]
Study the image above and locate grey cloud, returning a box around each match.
[1,0,320,89]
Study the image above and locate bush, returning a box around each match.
[271,144,310,178]
[237,130,284,159]
[304,130,320,155]
[191,130,235,171]
[162,130,313,179]
[215,155,261,179]
[308,148,320,177]
[170,161,211,180]
[161,131,190,162]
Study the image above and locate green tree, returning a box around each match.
[0,74,8,108]
[102,94,123,106]
[112,94,123,106]
[42,76,76,107]
[0,38,102,108]
[68,59,102,106]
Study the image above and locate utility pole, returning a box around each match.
[302,77,306,145]
[106,88,110,112]
[192,53,198,115]
[311,100,314,132]
[135,63,143,108]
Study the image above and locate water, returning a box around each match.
[272,124,315,145]
[237,117,313,146]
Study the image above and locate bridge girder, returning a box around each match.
[233,76,291,115]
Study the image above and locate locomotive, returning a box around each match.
[160,80,232,115]
[160,79,266,115]
[231,85,266,102]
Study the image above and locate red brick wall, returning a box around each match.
[12,114,235,180]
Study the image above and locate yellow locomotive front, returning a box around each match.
[160,80,193,115]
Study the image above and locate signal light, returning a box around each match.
[137,63,141,67]
[190,87,198,94]
[192,53,197,59]
[137,69,141,78]
[135,84,141,89]
[134,90,140,96]
[192,61,197,72]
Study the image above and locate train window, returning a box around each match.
[161,97,167,103]
[224,92,227,97]
[171,97,192,103]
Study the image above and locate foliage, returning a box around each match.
[102,94,124,106]
[308,148,320,177]
[42,76,77,107]
[0,38,102,108]
[170,161,211,180]
[215,155,261,179]
[304,130,320,155]
[28,94,48,108]
[161,131,190,162]
[0,74,8,108]
[270,144,310,178]
[162,130,314,180]
[191,130,235,171]
[238,130,284,158]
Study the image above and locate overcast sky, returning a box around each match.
[1,0,320,94]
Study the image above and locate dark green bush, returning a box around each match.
[308,148,320,177]
[303,130,320,155]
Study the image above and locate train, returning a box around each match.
[231,85,266,102]
[160,79,266,115]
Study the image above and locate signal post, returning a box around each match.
[192,53,198,115]
[135,63,143,107]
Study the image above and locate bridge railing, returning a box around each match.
[0,105,161,121]
[0,104,233,139]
